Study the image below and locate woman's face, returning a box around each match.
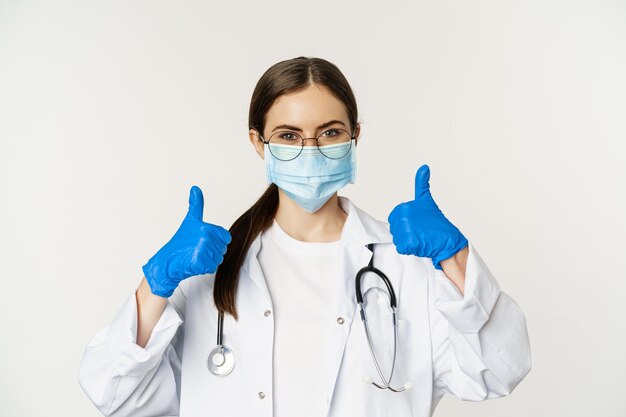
[248,83,360,160]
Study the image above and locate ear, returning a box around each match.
[353,122,361,146]
[248,128,265,160]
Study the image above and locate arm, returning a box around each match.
[429,241,531,401]
[439,245,469,295]
[78,185,229,416]
[136,276,169,348]
[77,277,187,417]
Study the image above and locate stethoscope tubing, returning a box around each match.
[355,243,406,392]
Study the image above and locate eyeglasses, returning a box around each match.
[259,128,356,161]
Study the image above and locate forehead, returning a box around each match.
[264,84,349,130]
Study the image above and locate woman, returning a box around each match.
[78,56,531,417]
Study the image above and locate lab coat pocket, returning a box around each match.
[361,317,412,376]
[359,285,415,348]
[360,317,414,417]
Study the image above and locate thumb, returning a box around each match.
[186,185,204,221]
[414,164,431,200]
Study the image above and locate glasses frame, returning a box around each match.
[258,127,357,161]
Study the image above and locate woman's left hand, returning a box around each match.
[388,164,468,270]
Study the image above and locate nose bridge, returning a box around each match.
[301,135,319,147]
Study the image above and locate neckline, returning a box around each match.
[266,219,342,255]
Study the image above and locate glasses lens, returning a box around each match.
[317,129,352,159]
[268,131,303,161]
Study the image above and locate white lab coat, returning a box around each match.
[78,196,531,417]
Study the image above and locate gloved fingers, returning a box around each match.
[203,242,224,267]
[388,201,409,225]
[217,225,233,245]
[392,232,419,256]
[191,234,226,272]
[200,232,226,263]
[188,247,218,276]
[200,224,230,256]
[212,224,232,246]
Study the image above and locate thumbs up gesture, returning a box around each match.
[142,185,232,297]
[388,165,468,270]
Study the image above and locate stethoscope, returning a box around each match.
[207,243,412,392]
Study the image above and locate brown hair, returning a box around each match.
[213,56,359,320]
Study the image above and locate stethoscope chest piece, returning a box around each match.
[208,345,235,376]
[208,311,235,376]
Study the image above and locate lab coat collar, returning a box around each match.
[240,195,394,413]
[338,195,394,247]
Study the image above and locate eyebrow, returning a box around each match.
[271,120,346,133]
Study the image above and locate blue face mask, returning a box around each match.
[265,141,356,213]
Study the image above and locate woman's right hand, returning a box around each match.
[141,185,232,298]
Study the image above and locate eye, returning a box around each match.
[278,131,299,141]
[321,128,340,137]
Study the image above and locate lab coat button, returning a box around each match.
[264,309,271,317]
[258,391,266,399]
[337,316,345,325]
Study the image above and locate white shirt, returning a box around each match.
[258,219,342,417]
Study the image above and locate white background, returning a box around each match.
[1,1,625,416]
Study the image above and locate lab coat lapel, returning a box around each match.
[241,235,270,304]
[322,239,372,414]
[323,196,394,415]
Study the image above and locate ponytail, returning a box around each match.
[213,184,279,321]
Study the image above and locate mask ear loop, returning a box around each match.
[264,143,274,184]
[349,138,357,184]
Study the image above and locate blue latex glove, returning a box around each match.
[388,164,468,270]
[142,185,232,297]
